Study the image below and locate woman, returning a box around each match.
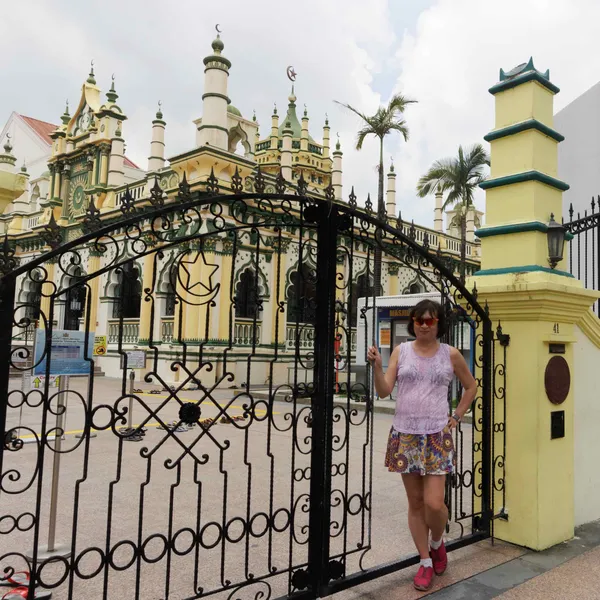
[367,299,476,591]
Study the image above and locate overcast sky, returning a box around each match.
[1,0,600,228]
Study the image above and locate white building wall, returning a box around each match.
[556,82,600,219]
[573,324,600,526]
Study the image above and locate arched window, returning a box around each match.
[24,280,42,322]
[235,268,261,319]
[350,273,374,327]
[63,267,87,331]
[287,264,316,324]
[112,263,141,319]
[164,265,177,317]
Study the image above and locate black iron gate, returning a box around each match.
[0,175,505,600]
[565,199,600,315]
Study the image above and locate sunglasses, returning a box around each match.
[413,317,439,327]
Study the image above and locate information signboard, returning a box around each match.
[33,330,95,376]
[121,350,146,370]
[93,335,107,356]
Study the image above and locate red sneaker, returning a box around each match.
[430,540,448,575]
[413,565,434,591]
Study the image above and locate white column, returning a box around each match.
[270,108,279,150]
[148,105,166,172]
[107,127,125,188]
[466,209,475,242]
[386,165,396,218]
[197,36,230,151]
[434,189,444,233]
[301,108,309,152]
[322,117,330,159]
[332,139,343,200]
[281,123,293,181]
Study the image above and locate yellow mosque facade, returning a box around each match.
[0,34,481,387]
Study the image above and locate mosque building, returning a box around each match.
[0,33,481,385]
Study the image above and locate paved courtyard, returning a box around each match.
[1,374,510,600]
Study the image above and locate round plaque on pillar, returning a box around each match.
[544,356,570,405]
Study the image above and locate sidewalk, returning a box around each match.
[427,520,600,599]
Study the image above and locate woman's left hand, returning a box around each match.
[447,415,459,430]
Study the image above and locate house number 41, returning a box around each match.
[553,323,560,334]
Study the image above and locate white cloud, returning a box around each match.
[2,0,600,233]
[392,0,600,228]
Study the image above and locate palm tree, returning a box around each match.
[416,144,490,283]
[336,94,416,295]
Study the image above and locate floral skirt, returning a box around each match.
[384,427,455,476]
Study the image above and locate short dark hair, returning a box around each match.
[407,299,447,339]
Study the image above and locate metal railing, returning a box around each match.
[108,319,139,344]
[565,198,600,316]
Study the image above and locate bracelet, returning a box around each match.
[451,412,461,423]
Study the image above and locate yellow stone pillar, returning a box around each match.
[271,238,290,347]
[138,250,156,344]
[196,240,218,344]
[85,251,101,332]
[471,59,600,550]
[39,260,56,330]
[217,242,234,343]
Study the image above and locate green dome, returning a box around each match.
[227,104,242,117]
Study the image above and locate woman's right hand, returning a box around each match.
[367,345,382,369]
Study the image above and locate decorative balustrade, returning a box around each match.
[108,319,139,344]
[161,317,174,343]
[286,323,314,351]
[234,319,261,346]
[26,215,41,230]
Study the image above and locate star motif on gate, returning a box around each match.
[176,246,220,306]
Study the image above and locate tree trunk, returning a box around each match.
[374,138,385,296]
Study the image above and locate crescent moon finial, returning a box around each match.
[91,59,95,68]
[158,100,162,110]
[215,23,222,34]
[111,73,115,81]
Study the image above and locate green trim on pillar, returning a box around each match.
[476,221,574,241]
[202,92,231,102]
[484,119,564,143]
[479,170,569,192]
[475,265,574,278]
[489,71,560,95]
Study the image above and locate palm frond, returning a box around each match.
[387,93,418,115]
[388,120,410,142]
[356,126,374,151]
[333,100,371,125]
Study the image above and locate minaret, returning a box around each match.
[0,136,17,174]
[332,135,343,200]
[270,104,279,150]
[107,122,125,188]
[386,162,396,218]
[301,105,309,151]
[148,102,166,172]
[322,115,330,159]
[281,120,293,181]
[434,189,443,232]
[197,33,231,151]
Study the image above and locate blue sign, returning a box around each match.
[34,330,95,376]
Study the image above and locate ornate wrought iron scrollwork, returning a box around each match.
[0,235,17,275]
[231,166,244,193]
[149,177,164,208]
[82,196,102,234]
[206,167,219,194]
[40,211,62,249]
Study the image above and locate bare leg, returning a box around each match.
[401,474,429,559]
[423,475,448,542]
